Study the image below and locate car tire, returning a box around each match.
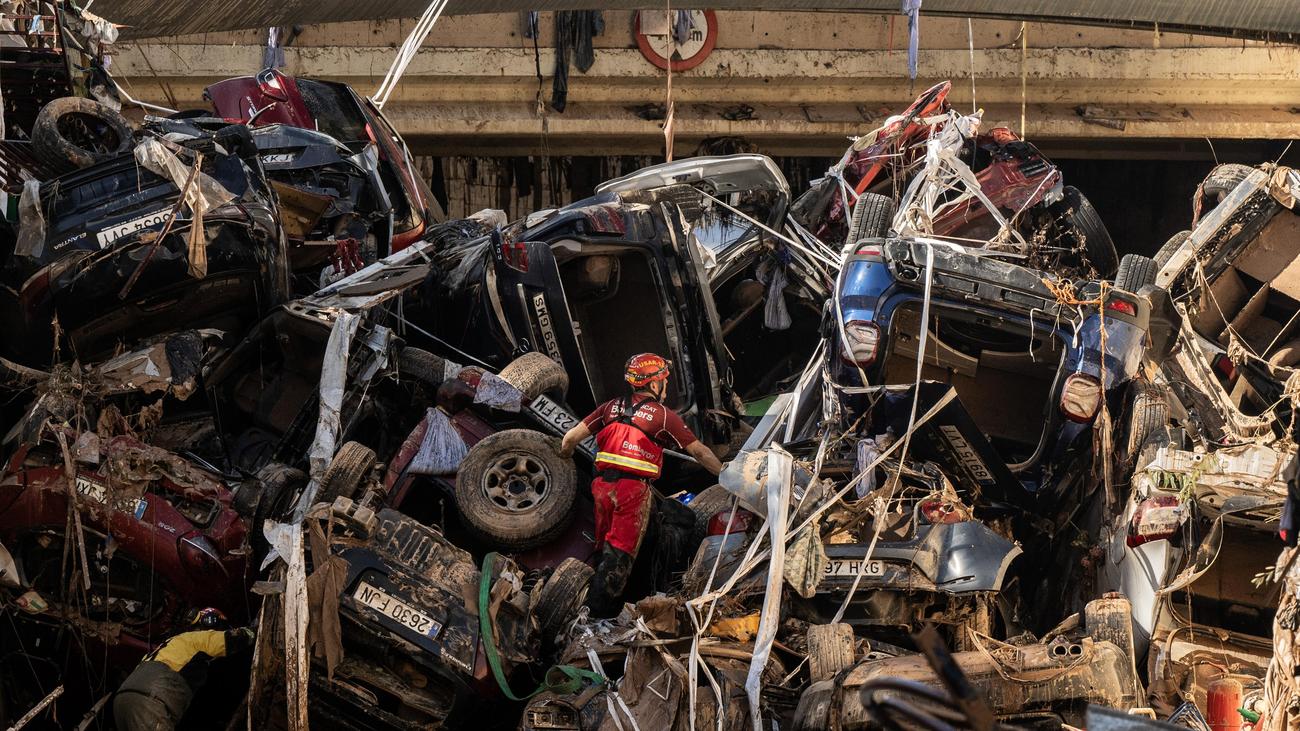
[845,192,896,245]
[1200,163,1254,207]
[1059,186,1118,277]
[807,623,856,682]
[1125,383,1170,463]
[31,97,134,171]
[1114,254,1157,292]
[251,463,307,556]
[533,558,593,639]
[688,485,737,540]
[397,346,448,390]
[455,429,576,551]
[318,441,376,505]
[1153,230,1190,268]
[498,352,569,401]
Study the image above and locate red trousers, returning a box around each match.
[591,476,654,556]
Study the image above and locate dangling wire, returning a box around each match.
[373,0,450,109]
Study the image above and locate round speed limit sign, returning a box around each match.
[634,10,718,72]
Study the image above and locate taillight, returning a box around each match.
[707,507,754,536]
[255,68,288,101]
[1106,297,1137,317]
[178,532,225,575]
[920,499,962,525]
[501,241,529,272]
[1126,495,1184,547]
[840,320,881,367]
[1060,373,1102,422]
[1214,354,1236,382]
[855,245,882,258]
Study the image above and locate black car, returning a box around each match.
[426,154,836,461]
[0,120,287,367]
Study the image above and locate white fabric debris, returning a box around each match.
[15,179,44,259]
[745,447,792,730]
[759,260,792,331]
[473,371,524,412]
[853,438,881,499]
[306,313,361,486]
[133,139,236,278]
[407,408,470,475]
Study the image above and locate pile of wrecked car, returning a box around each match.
[0,71,1296,731]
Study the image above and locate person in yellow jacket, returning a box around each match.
[113,608,254,731]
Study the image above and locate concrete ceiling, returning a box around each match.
[91,1,1300,41]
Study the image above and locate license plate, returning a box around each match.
[825,558,886,577]
[353,581,441,638]
[95,208,170,248]
[527,394,596,452]
[259,152,296,165]
[74,476,148,519]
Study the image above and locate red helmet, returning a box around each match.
[624,353,671,388]
[189,607,227,629]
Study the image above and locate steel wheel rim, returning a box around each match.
[481,450,551,513]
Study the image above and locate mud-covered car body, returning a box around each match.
[428,155,832,452]
[793,596,1142,730]
[1156,163,1300,443]
[829,237,1173,497]
[0,126,287,367]
[205,69,443,253]
[0,434,251,656]
[309,508,535,729]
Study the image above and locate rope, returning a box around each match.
[373,0,450,109]
[477,553,606,701]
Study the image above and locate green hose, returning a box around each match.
[478,552,605,702]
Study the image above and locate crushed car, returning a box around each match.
[425,154,839,468]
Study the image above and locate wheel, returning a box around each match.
[317,441,376,505]
[454,429,576,550]
[31,97,133,171]
[1058,186,1118,277]
[396,346,448,389]
[533,558,593,639]
[1200,163,1254,208]
[688,485,738,540]
[845,192,895,245]
[1152,230,1190,269]
[807,623,856,682]
[1125,383,1170,463]
[251,463,307,556]
[1114,254,1157,292]
[498,352,569,401]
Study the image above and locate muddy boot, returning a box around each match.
[588,546,634,617]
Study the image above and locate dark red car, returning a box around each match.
[205,68,444,254]
[0,434,254,657]
[792,80,1116,276]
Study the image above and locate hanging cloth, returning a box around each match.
[902,0,922,80]
[550,10,604,113]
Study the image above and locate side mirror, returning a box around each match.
[1139,284,1181,365]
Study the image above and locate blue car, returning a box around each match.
[828,236,1177,500]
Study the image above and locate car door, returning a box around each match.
[487,234,594,407]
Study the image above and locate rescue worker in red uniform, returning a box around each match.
[560,353,723,613]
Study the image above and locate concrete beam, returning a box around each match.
[113,43,1300,151]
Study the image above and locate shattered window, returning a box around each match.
[296,80,369,144]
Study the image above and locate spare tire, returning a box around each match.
[845,192,895,245]
[688,485,738,540]
[455,429,576,551]
[318,441,376,505]
[499,352,569,401]
[31,97,134,171]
